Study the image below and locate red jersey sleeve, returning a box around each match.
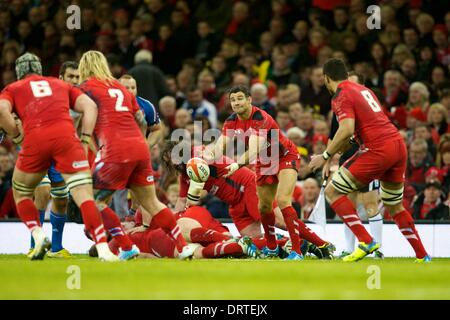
[221,119,235,137]
[0,86,15,109]
[69,85,84,109]
[333,89,355,122]
[179,174,189,197]
[249,109,272,138]
[130,93,140,114]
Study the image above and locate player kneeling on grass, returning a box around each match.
[309,58,430,262]
[88,206,258,259]
[0,53,118,261]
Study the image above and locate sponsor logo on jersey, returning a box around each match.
[72,160,89,169]
[147,175,154,182]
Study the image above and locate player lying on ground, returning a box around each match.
[77,50,194,260]
[88,205,259,259]
[309,58,430,262]
[0,53,118,261]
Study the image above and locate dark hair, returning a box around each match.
[323,58,348,81]
[348,71,365,85]
[59,61,78,77]
[228,85,250,97]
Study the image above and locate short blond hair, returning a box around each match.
[78,50,115,84]
[428,103,447,123]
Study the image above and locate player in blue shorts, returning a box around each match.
[29,61,81,258]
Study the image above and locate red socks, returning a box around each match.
[189,227,231,245]
[261,211,277,249]
[100,207,133,251]
[393,210,428,259]
[296,220,326,247]
[201,242,243,258]
[252,236,289,250]
[16,199,40,231]
[280,206,302,254]
[152,207,187,252]
[330,196,373,244]
[80,200,107,244]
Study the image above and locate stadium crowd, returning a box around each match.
[1,0,450,222]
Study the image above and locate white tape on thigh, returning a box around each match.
[380,185,404,205]
[12,180,35,196]
[331,168,359,194]
[50,185,69,198]
[66,172,93,191]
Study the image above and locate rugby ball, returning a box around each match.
[186,157,210,182]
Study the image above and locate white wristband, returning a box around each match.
[322,151,331,160]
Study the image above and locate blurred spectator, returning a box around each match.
[276,108,292,134]
[114,28,138,70]
[159,96,177,130]
[250,83,276,119]
[407,139,434,192]
[225,1,253,43]
[288,102,303,123]
[181,86,217,128]
[300,66,331,116]
[174,108,192,130]
[295,110,314,146]
[128,49,170,104]
[195,21,219,63]
[414,124,437,159]
[299,178,320,220]
[412,180,449,220]
[428,103,449,138]
[197,70,218,104]
[287,127,308,157]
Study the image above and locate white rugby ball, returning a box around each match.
[186,157,210,182]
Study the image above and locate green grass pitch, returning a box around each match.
[0,255,449,300]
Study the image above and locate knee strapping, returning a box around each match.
[66,173,92,192]
[12,180,35,196]
[380,185,404,206]
[50,185,69,199]
[331,168,359,195]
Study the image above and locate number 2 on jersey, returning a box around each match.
[108,88,129,112]
[361,90,381,112]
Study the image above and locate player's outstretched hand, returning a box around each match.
[309,154,326,172]
[223,162,239,178]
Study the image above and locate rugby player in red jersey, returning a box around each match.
[209,85,318,260]
[0,53,117,261]
[160,141,334,258]
[309,58,430,262]
[77,51,193,260]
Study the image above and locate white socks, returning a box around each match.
[344,224,356,252]
[368,213,383,247]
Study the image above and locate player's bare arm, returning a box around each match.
[0,99,21,143]
[73,93,98,153]
[134,109,148,136]
[147,122,163,148]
